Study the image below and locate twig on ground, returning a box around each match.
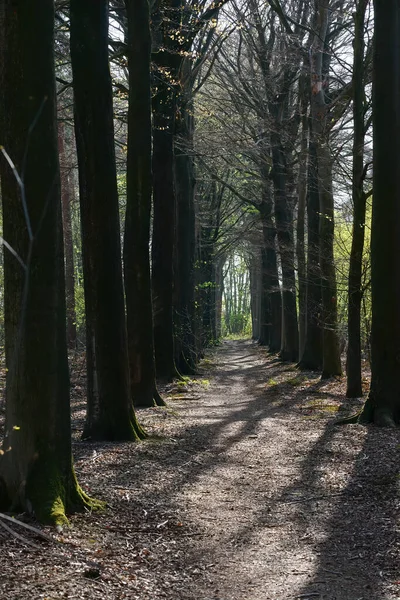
[0,512,56,543]
[0,520,41,549]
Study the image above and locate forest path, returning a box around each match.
[2,340,400,600]
[165,339,400,600]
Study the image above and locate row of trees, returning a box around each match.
[0,0,399,523]
[0,0,225,523]
[197,0,371,385]
[200,0,399,427]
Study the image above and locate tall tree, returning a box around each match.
[70,0,144,439]
[124,0,165,407]
[309,0,342,378]
[151,0,182,380]
[346,0,369,398]
[298,137,323,370]
[58,121,77,350]
[253,0,301,362]
[174,57,198,374]
[151,0,226,377]
[0,0,98,523]
[357,0,400,425]
[296,76,309,358]
[259,188,282,352]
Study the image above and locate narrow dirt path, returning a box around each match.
[163,340,400,600]
[1,340,400,600]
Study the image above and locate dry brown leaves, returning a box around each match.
[0,341,400,600]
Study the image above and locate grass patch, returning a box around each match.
[267,378,279,387]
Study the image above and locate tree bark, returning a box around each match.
[151,1,181,381]
[0,0,99,524]
[58,121,77,350]
[298,136,323,370]
[271,134,299,362]
[296,87,309,359]
[174,75,197,374]
[358,0,400,425]
[259,194,282,352]
[346,0,368,398]
[250,250,262,340]
[310,1,342,378]
[124,0,165,407]
[70,0,145,439]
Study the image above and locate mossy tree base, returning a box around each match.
[358,397,398,427]
[336,397,399,428]
[154,389,167,407]
[0,455,105,527]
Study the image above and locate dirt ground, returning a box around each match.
[1,339,400,600]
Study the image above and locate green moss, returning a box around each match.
[200,358,213,367]
[176,379,190,388]
[133,420,147,441]
[199,379,210,387]
[26,455,104,526]
[304,399,340,413]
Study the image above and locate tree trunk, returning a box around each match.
[358,0,400,426]
[0,0,99,524]
[151,3,181,381]
[214,256,225,340]
[259,193,282,353]
[298,137,323,370]
[58,121,77,350]
[174,85,197,374]
[70,0,144,439]
[346,0,368,399]
[152,121,178,379]
[250,251,262,340]
[296,93,308,358]
[271,135,299,362]
[124,0,165,407]
[310,1,342,378]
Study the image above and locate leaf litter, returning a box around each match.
[0,340,399,599]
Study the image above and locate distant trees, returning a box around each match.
[223,253,251,336]
[195,0,374,389]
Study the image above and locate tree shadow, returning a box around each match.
[292,424,400,599]
[67,339,400,599]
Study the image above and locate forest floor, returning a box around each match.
[1,339,400,600]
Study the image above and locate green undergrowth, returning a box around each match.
[302,399,340,414]
[267,378,279,387]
